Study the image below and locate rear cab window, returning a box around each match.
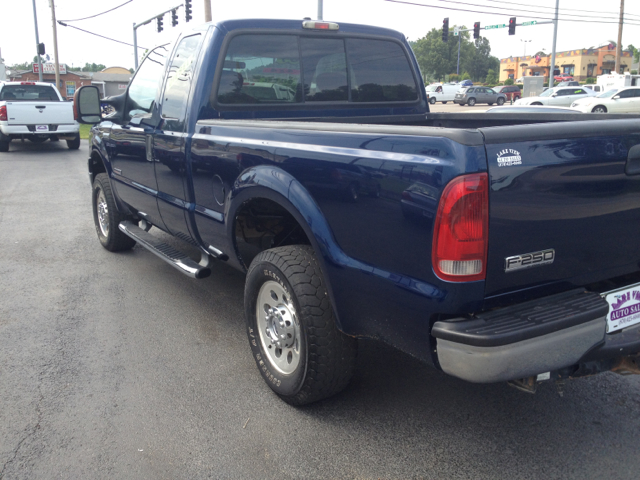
[213,33,418,108]
[0,84,60,101]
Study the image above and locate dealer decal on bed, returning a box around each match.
[496,149,522,167]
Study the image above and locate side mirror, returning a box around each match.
[73,86,101,124]
[551,93,558,97]
[613,95,620,100]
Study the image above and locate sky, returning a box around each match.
[1,0,639,72]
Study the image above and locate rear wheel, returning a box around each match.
[244,246,357,405]
[592,105,607,113]
[429,97,436,104]
[467,98,476,106]
[66,135,81,150]
[92,173,136,252]
[497,97,505,106]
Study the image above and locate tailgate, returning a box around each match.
[481,119,640,299]
[6,101,75,125]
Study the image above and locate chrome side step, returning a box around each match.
[118,221,211,279]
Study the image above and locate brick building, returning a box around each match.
[9,64,92,100]
[500,46,634,83]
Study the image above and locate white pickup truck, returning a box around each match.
[0,81,80,152]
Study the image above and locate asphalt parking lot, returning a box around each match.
[1,139,639,479]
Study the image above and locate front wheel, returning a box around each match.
[429,97,436,105]
[467,98,476,106]
[442,101,448,104]
[245,246,358,405]
[592,105,607,113]
[497,97,505,105]
[92,173,136,252]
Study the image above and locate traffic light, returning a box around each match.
[171,9,178,27]
[473,22,480,40]
[508,17,516,35]
[37,43,45,55]
[442,18,449,42]
[185,0,192,22]
[157,15,163,33]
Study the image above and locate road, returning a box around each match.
[1,139,639,479]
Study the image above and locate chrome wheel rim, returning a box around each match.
[256,280,300,375]
[97,189,109,237]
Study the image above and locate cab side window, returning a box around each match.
[161,34,202,132]
[127,46,168,119]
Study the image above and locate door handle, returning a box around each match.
[625,144,640,176]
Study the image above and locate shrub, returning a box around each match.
[504,78,514,85]
[585,77,596,84]
[448,74,460,83]
[632,70,638,75]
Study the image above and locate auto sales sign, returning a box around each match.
[32,63,67,75]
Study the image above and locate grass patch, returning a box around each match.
[79,124,92,140]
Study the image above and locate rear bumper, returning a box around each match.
[0,123,79,137]
[431,289,627,383]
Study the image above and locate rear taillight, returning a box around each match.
[0,105,7,121]
[432,173,489,282]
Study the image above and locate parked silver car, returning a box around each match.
[454,86,507,106]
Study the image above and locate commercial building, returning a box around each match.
[91,67,132,99]
[500,45,634,82]
[9,64,92,99]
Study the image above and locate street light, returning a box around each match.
[521,39,532,58]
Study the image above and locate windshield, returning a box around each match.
[597,89,618,98]
[426,85,439,92]
[539,89,554,97]
[494,86,504,92]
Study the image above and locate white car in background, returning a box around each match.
[571,87,640,113]
[515,86,595,107]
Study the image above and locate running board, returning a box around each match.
[118,221,211,279]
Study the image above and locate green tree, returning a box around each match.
[485,69,498,85]
[461,72,471,80]
[412,27,471,81]
[462,37,500,83]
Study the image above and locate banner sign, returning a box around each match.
[33,63,67,75]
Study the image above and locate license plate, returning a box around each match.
[36,125,49,132]
[602,282,640,333]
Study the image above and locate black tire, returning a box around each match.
[497,97,505,105]
[92,173,136,252]
[67,135,81,150]
[0,141,8,153]
[429,97,436,105]
[459,103,465,107]
[467,98,476,106]
[531,102,543,106]
[442,101,448,104]
[245,246,357,405]
[592,105,607,113]
[488,103,494,106]
[28,135,49,143]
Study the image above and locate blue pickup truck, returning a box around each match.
[75,18,640,404]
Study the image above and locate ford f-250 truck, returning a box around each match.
[74,18,640,405]
[0,81,80,151]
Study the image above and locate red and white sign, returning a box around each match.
[118,84,127,90]
[32,63,67,75]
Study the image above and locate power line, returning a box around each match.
[383,0,640,26]
[57,21,147,50]
[58,0,134,22]
[386,0,640,23]
[480,0,640,20]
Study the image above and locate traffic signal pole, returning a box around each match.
[549,0,559,88]
[133,4,182,69]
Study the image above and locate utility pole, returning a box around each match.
[32,0,44,81]
[548,0,559,88]
[204,0,211,22]
[49,0,61,94]
[317,0,323,20]
[615,0,624,74]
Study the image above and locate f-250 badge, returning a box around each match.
[496,149,522,167]
[505,249,555,272]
